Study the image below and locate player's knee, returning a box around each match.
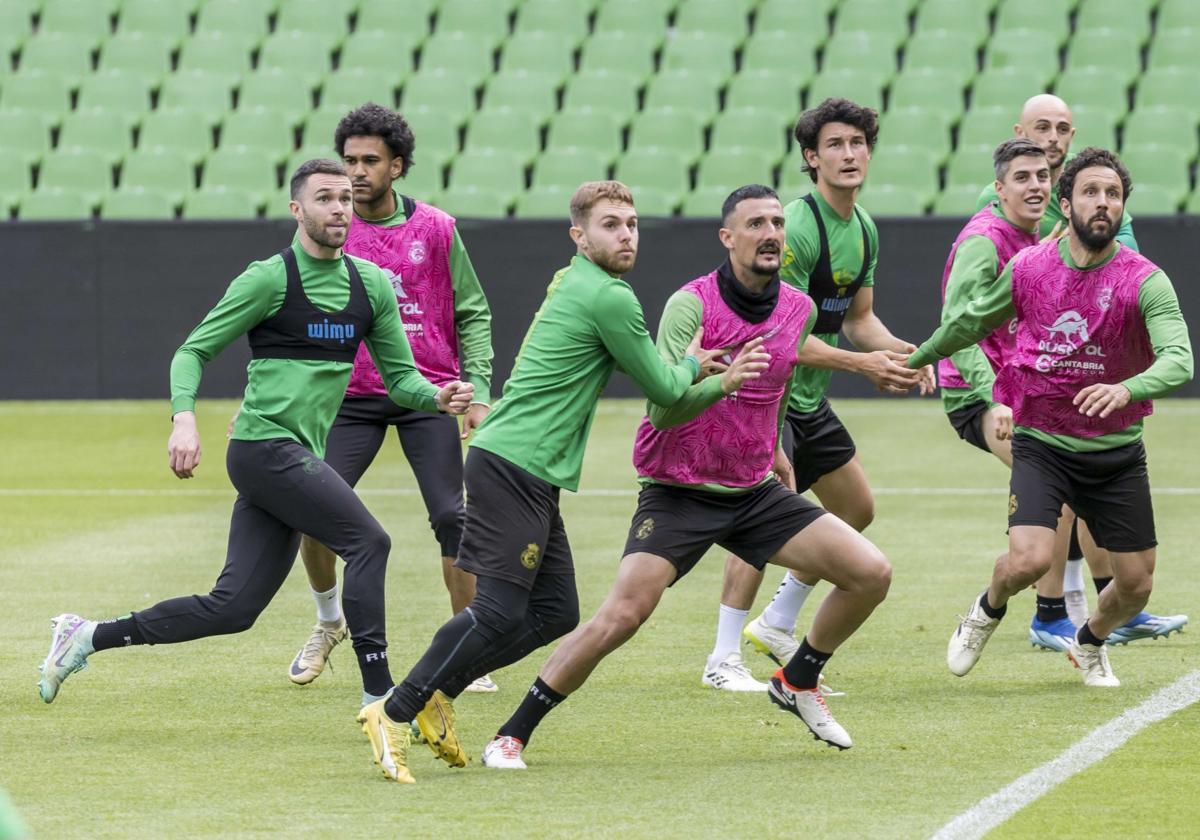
[601,597,653,641]
[223,600,262,634]
[358,523,391,562]
[1005,543,1052,587]
[1114,572,1152,609]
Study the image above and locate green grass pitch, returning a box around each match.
[1,399,1197,838]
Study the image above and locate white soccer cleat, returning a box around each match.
[947,592,1000,676]
[1067,638,1120,687]
[742,615,800,665]
[38,613,96,704]
[288,618,348,685]
[768,672,852,750]
[702,651,768,692]
[464,673,499,693]
[481,735,527,769]
[1064,589,1090,627]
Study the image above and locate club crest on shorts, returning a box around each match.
[300,454,322,475]
[635,518,655,540]
[520,543,540,569]
[1009,494,1018,515]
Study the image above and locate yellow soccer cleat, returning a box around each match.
[357,698,416,784]
[414,690,469,768]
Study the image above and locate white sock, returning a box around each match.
[710,604,749,664]
[312,584,342,623]
[1063,558,1086,593]
[761,573,814,633]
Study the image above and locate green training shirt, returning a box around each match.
[471,254,700,491]
[170,241,440,459]
[642,289,817,493]
[910,239,1193,451]
[780,190,878,413]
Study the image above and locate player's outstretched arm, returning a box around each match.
[797,335,920,394]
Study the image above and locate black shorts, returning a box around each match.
[947,401,991,453]
[623,480,827,584]
[1009,434,1156,553]
[454,448,574,590]
[779,399,857,492]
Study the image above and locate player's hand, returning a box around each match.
[857,350,922,394]
[226,408,240,439]
[987,403,1013,440]
[436,381,474,415]
[1073,383,1131,418]
[460,402,490,440]
[720,336,770,394]
[168,411,201,479]
[901,342,937,395]
[1040,219,1067,244]
[772,443,796,491]
[685,327,730,382]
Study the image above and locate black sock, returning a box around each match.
[781,637,832,690]
[356,647,393,698]
[1035,595,1068,623]
[91,615,145,651]
[1093,576,1113,595]
[979,591,1007,620]
[1077,621,1105,647]
[495,677,567,747]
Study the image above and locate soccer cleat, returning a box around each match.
[464,673,499,693]
[481,735,527,770]
[38,614,96,704]
[1064,589,1090,627]
[288,618,348,685]
[1067,637,1120,687]
[702,651,768,692]
[1106,612,1188,645]
[413,690,469,768]
[768,671,852,750]
[742,615,800,665]
[357,698,415,783]
[1028,616,1077,652]
[948,592,1001,676]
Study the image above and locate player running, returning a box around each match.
[480,185,892,769]
[356,181,734,783]
[286,103,499,696]
[911,148,1193,687]
[38,160,474,707]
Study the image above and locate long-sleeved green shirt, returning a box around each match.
[170,241,440,458]
[911,239,1193,451]
[471,254,700,491]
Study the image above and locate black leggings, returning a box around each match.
[130,438,395,693]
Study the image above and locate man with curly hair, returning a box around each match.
[285,103,498,698]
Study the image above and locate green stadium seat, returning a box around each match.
[275,0,355,34]
[1122,108,1199,156]
[593,0,671,34]
[0,0,36,38]
[834,0,911,37]
[944,148,991,189]
[865,146,940,200]
[805,69,884,113]
[17,187,97,220]
[448,148,526,195]
[238,70,316,124]
[546,108,625,156]
[514,184,573,218]
[1119,145,1193,195]
[1157,0,1200,31]
[777,151,813,197]
[643,70,721,120]
[724,70,803,116]
[17,32,98,76]
[561,70,641,115]
[616,149,691,196]
[881,107,954,161]
[628,108,706,163]
[57,108,134,165]
[994,0,1069,45]
[1136,69,1200,113]
[139,108,215,162]
[356,0,436,32]
[739,31,818,79]
[184,186,261,219]
[401,71,478,124]
[957,106,1016,150]
[659,31,737,84]
[1125,184,1183,215]
[395,157,443,200]
[861,184,929,217]
[437,0,515,38]
[902,30,978,81]
[1066,28,1143,85]
[258,31,342,86]
[39,149,113,204]
[756,0,837,32]
[0,109,49,166]
[914,0,989,43]
[888,70,966,120]
[1187,190,1200,215]
[101,187,176,219]
[710,108,790,160]
[285,145,338,180]
[970,68,1048,110]
[578,30,659,80]
[672,0,750,38]
[419,31,497,86]
[1075,0,1152,46]
[75,70,154,115]
[627,185,679,216]
[298,108,343,154]
[680,185,733,218]
[821,30,900,79]
[464,107,543,160]
[262,187,298,219]
[1053,68,1128,121]
[482,71,560,119]
[0,154,32,196]
[177,32,253,76]
[202,148,279,202]
[0,72,72,116]
[435,186,512,218]
[118,0,193,40]
[500,31,577,80]
[932,183,982,217]
[220,109,297,161]
[195,0,270,40]
[1067,106,1118,149]
[320,69,398,112]
[984,30,1059,79]
[119,149,196,204]
[1147,29,1200,72]
[513,0,591,39]
[695,149,774,192]
[98,32,173,76]
[338,30,420,75]
[403,109,460,168]
[0,27,28,65]
[532,147,613,189]
[38,0,113,38]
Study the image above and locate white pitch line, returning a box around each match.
[931,669,1200,840]
[2,487,1200,498]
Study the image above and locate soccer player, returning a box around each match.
[285,103,499,695]
[356,181,735,783]
[37,160,474,707]
[705,98,930,691]
[480,185,893,769]
[911,148,1193,687]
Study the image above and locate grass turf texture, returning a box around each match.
[1,398,1197,838]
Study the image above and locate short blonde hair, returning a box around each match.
[569,180,635,226]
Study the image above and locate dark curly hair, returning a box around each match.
[333,102,416,177]
[793,98,880,183]
[1057,146,1133,206]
